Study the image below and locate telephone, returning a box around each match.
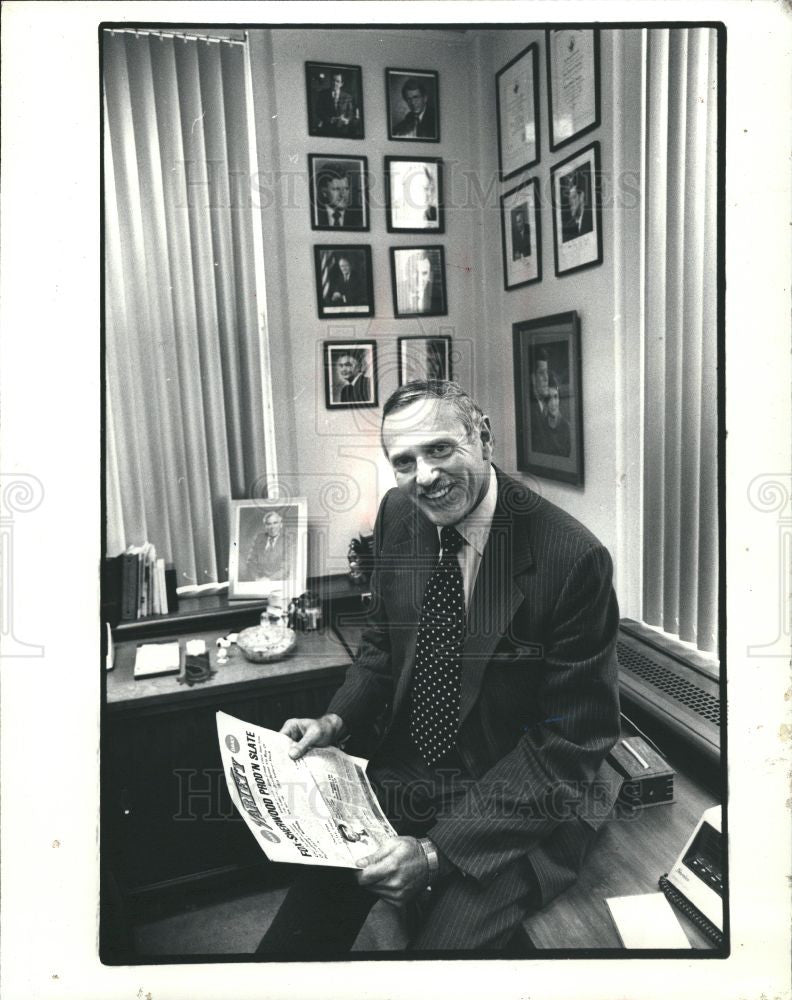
[659,805,724,946]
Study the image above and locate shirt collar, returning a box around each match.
[437,465,497,555]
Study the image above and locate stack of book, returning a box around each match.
[120,543,171,620]
[103,545,178,627]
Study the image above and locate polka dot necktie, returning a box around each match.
[409,525,466,766]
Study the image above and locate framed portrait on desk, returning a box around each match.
[229,499,308,602]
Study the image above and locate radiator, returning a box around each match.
[617,621,721,765]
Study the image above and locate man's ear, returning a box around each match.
[479,416,494,459]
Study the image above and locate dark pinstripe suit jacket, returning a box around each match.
[328,467,622,906]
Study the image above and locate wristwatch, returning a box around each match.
[417,837,440,883]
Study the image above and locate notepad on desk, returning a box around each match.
[134,641,181,679]
[606,892,691,948]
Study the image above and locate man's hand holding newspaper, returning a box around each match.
[216,711,402,872]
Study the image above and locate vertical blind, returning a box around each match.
[643,28,719,653]
[104,29,270,588]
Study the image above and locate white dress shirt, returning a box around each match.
[436,465,497,611]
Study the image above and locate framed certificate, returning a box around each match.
[495,43,540,181]
[546,29,601,152]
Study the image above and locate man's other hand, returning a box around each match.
[280,714,346,759]
[355,837,431,904]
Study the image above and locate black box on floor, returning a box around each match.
[608,736,675,808]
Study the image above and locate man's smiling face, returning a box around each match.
[382,398,493,526]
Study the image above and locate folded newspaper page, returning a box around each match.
[216,711,397,868]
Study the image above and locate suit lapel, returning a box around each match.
[459,471,534,727]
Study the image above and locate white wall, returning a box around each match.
[248,27,644,606]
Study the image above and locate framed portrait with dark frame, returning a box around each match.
[313,245,374,319]
[308,154,369,232]
[546,29,601,152]
[551,141,603,277]
[324,341,378,409]
[386,68,440,142]
[228,498,308,602]
[390,245,447,317]
[495,43,540,181]
[384,156,444,234]
[500,176,541,291]
[305,61,364,139]
[513,311,584,486]
[397,335,452,385]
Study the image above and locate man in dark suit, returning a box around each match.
[336,351,371,404]
[392,77,438,139]
[326,256,367,307]
[256,380,620,954]
[242,511,289,581]
[511,207,532,260]
[561,167,593,242]
[529,348,551,453]
[542,378,572,458]
[315,170,363,230]
[314,71,358,137]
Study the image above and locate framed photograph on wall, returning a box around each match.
[546,29,601,152]
[500,176,541,290]
[228,498,308,602]
[495,43,540,181]
[324,340,378,409]
[512,311,583,486]
[309,154,369,231]
[386,68,440,142]
[384,156,444,233]
[305,61,364,139]
[551,141,603,277]
[314,245,374,318]
[398,335,452,385]
[390,246,447,317]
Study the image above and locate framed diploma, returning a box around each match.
[495,43,540,181]
[546,29,601,152]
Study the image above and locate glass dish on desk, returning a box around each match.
[237,621,297,663]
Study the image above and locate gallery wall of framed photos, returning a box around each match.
[244,27,645,572]
[245,28,482,570]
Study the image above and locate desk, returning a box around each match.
[523,759,718,950]
[104,628,352,893]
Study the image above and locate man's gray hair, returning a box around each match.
[381,380,489,443]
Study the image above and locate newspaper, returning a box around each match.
[216,710,397,868]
